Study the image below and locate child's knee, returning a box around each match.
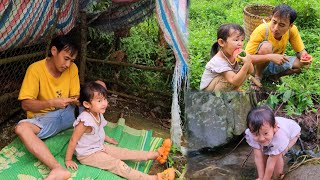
[117,160,132,174]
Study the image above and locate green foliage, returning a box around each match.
[88,27,113,43]
[120,16,174,93]
[87,27,114,59]
[266,83,314,116]
[86,0,112,12]
[86,15,174,99]
[285,0,320,28]
[121,17,174,69]
[167,143,181,167]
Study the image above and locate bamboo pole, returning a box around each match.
[87,76,172,97]
[106,89,170,108]
[0,52,45,65]
[107,89,147,102]
[87,58,174,74]
[79,11,88,84]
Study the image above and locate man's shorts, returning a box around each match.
[263,56,296,76]
[18,104,84,139]
[256,41,297,76]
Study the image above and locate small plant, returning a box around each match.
[167,143,186,180]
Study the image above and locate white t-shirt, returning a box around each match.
[74,111,108,157]
[200,56,239,90]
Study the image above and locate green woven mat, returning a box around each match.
[0,118,163,179]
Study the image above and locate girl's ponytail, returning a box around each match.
[210,42,219,58]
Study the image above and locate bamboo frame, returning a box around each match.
[87,58,173,74]
[79,11,88,84]
[88,76,172,97]
[0,51,45,65]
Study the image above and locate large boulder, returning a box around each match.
[186,91,253,150]
[284,164,320,180]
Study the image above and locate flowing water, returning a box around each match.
[186,138,257,180]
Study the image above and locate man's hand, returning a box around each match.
[49,98,78,109]
[270,54,289,65]
[65,160,78,170]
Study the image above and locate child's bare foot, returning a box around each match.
[45,167,71,180]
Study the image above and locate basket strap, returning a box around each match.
[262,19,269,41]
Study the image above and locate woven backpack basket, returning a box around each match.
[243,4,274,40]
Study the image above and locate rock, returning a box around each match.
[185,91,253,150]
[187,144,256,179]
[284,164,320,180]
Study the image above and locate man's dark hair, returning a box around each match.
[48,35,79,57]
[273,4,297,24]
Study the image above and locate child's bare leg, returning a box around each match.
[253,149,268,179]
[78,151,157,180]
[273,155,284,180]
[104,144,158,161]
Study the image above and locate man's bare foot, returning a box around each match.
[45,167,71,180]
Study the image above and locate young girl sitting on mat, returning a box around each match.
[245,105,301,180]
[200,23,254,92]
[65,81,174,180]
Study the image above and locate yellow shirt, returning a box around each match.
[245,22,305,55]
[18,59,80,118]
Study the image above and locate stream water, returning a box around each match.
[186,137,257,180]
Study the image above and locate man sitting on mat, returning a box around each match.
[15,35,80,180]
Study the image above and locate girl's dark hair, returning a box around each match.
[79,81,107,106]
[273,4,297,24]
[210,24,245,58]
[48,35,79,57]
[246,105,275,133]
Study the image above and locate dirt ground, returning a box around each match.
[274,104,320,151]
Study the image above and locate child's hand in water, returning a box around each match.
[65,160,78,170]
[105,136,119,145]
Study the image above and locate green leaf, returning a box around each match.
[283,90,293,102]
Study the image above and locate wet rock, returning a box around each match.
[284,164,320,180]
[185,91,253,150]
[187,144,257,179]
